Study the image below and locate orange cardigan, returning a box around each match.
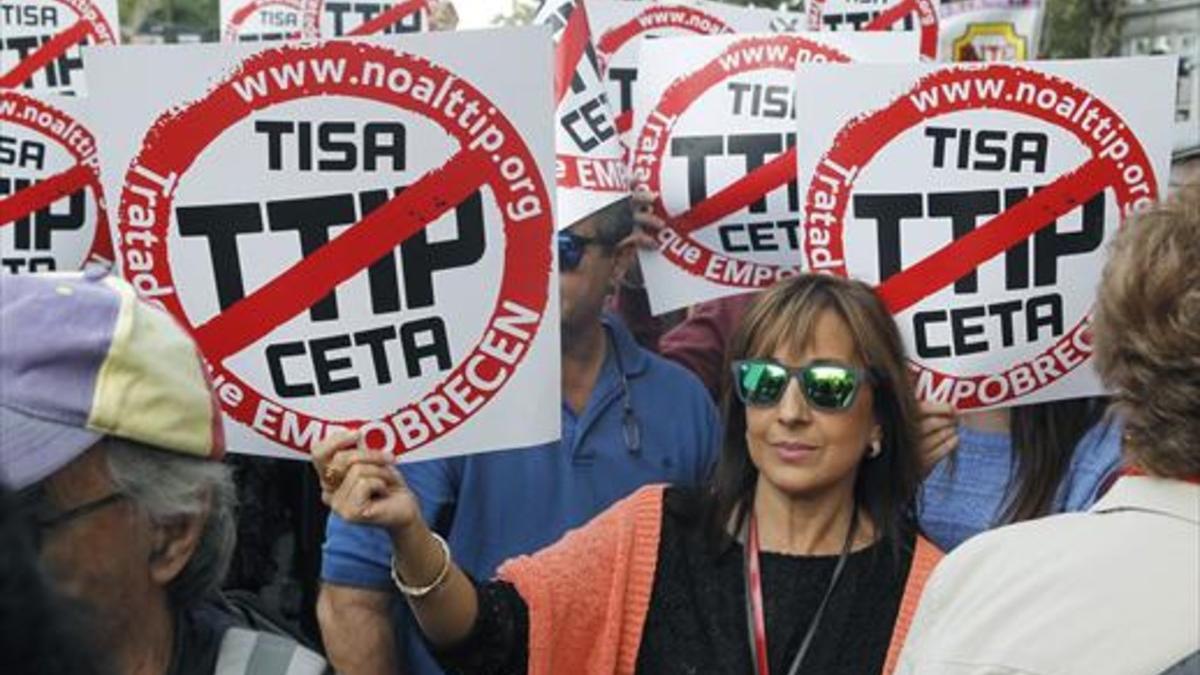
[499,485,942,675]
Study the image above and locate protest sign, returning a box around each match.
[85,30,560,461]
[319,0,430,37]
[1,89,112,273]
[586,0,802,148]
[794,58,1175,408]
[631,32,917,313]
[807,0,939,60]
[938,0,1043,62]
[221,0,428,42]
[537,0,627,229]
[221,0,319,42]
[0,0,119,94]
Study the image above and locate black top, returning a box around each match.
[168,603,234,675]
[435,487,914,675]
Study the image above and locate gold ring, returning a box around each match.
[324,465,344,484]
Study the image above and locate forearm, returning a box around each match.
[317,584,398,675]
[390,523,479,647]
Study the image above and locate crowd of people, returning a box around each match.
[3,1,1200,675]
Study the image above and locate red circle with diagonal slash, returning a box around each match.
[804,63,1158,408]
[0,91,112,270]
[631,35,850,290]
[596,5,735,67]
[48,0,118,44]
[0,0,117,89]
[596,4,737,136]
[116,42,553,456]
[806,0,938,60]
[223,0,314,42]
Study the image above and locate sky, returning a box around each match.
[455,0,517,29]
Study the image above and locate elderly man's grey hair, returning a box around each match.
[103,437,236,607]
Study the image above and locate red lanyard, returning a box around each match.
[743,510,856,675]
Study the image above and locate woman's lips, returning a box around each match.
[772,442,818,462]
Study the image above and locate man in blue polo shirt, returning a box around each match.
[317,197,720,675]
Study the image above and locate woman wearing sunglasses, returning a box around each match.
[313,273,941,675]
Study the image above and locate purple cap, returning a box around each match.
[0,271,225,490]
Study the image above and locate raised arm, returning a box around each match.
[312,432,477,648]
[317,583,398,675]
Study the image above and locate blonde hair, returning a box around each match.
[1092,187,1200,478]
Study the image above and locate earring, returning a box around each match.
[868,440,882,458]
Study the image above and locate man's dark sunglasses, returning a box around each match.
[558,230,615,272]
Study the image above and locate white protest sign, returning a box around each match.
[221,0,429,42]
[85,29,560,461]
[938,0,1043,62]
[807,0,940,60]
[794,58,1175,409]
[0,0,119,95]
[318,0,430,37]
[631,32,917,314]
[1,89,112,273]
[221,0,319,42]
[537,0,627,229]
[586,0,803,149]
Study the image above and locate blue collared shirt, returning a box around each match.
[321,315,719,673]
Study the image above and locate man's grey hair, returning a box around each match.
[103,437,236,608]
[585,197,634,245]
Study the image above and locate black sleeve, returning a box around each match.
[427,579,530,675]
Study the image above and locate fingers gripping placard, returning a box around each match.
[89,35,558,460]
[631,33,916,314]
[0,91,112,273]
[795,59,1175,409]
[0,0,119,94]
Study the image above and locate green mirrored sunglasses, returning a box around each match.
[731,359,870,411]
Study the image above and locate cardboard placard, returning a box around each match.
[938,0,1044,62]
[586,0,804,148]
[794,58,1175,408]
[0,0,119,95]
[0,90,112,273]
[221,0,318,42]
[537,0,628,229]
[807,0,939,60]
[220,0,429,42]
[631,32,917,314]
[318,0,430,37]
[85,29,561,461]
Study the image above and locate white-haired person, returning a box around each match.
[0,270,329,675]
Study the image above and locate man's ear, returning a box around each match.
[148,508,207,586]
[609,237,638,291]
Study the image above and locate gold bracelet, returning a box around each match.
[391,531,452,598]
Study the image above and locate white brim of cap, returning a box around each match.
[0,405,103,490]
